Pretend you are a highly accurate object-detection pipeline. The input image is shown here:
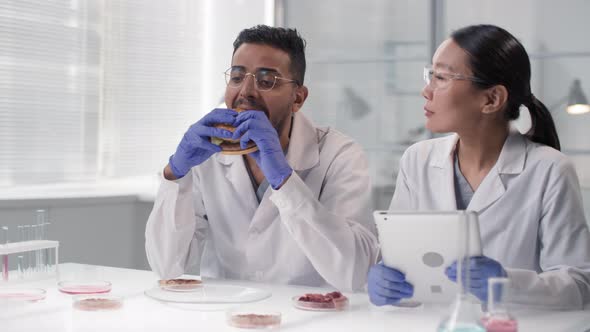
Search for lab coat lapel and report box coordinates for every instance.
[466,168,505,213]
[429,134,459,210]
[467,133,525,213]
[214,153,258,219]
[248,188,277,232]
[285,112,320,172]
[248,112,320,233]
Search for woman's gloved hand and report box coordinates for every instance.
[368,262,414,306]
[445,256,507,303]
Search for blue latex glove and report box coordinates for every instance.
[169,108,237,178]
[368,263,414,306]
[232,110,293,189]
[445,256,507,303]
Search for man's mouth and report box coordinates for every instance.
[233,102,268,117]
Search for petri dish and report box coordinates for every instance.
[226,309,281,329]
[158,278,203,292]
[72,294,124,311]
[58,280,112,295]
[0,288,46,302]
[292,291,349,311]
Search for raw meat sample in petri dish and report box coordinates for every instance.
[73,294,123,311]
[0,288,46,302]
[158,278,203,292]
[58,281,112,295]
[227,310,281,329]
[481,317,518,332]
[293,291,349,311]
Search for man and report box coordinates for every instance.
[145,25,378,291]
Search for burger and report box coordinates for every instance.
[210,108,259,155]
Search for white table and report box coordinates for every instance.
[1,263,589,331]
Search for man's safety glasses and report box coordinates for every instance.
[224,67,299,91]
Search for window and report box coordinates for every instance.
[0,0,101,186]
[100,0,202,177]
[0,0,203,187]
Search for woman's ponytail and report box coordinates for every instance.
[452,25,562,151]
[527,96,561,151]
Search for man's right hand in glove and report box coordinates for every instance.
[165,108,237,179]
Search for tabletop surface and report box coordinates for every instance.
[1,263,589,332]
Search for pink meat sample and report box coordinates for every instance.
[296,291,349,310]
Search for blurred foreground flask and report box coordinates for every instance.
[481,278,518,332]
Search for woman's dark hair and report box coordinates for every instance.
[451,24,560,151]
[233,25,306,85]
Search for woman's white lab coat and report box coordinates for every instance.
[390,133,590,309]
[145,112,379,292]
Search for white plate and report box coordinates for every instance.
[144,284,271,304]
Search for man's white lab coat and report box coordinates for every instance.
[145,112,379,291]
[390,133,590,309]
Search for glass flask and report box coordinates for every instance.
[437,211,486,332]
[481,278,518,332]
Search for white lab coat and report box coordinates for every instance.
[390,133,590,309]
[145,112,379,291]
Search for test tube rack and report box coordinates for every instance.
[0,240,59,282]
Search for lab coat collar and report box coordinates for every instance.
[213,112,320,171]
[495,133,526,175]
[430,134,460,169]
[467,133,526,212]
[285,112,320,171]
[429,132,526,175]
[428,132,526,213]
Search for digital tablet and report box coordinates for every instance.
[373,210,482,305]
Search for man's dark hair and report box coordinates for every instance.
[233,25,306,85]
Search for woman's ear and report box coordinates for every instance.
[482,85,508,114]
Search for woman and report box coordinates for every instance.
[368,24,590,309]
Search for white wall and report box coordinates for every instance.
[200,0,272,115]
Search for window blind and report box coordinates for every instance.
[0,0,101,186]
[100,0,203,177]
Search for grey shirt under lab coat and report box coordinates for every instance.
[390,132,590,309]
[145,111,379,292]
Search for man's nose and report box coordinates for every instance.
[239,74,258,97]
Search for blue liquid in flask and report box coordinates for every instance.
[438,324,486,332]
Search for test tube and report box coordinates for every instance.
[0,226,6,245]
[18,225,29,277]
[44,222,52,273]
[17,226,25,278]
[36,210,48,274]
[31,225,38,275]
[42,222,55,273]
[18,255,24,279]
[23,225,32,276]
[1,226,8,281]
